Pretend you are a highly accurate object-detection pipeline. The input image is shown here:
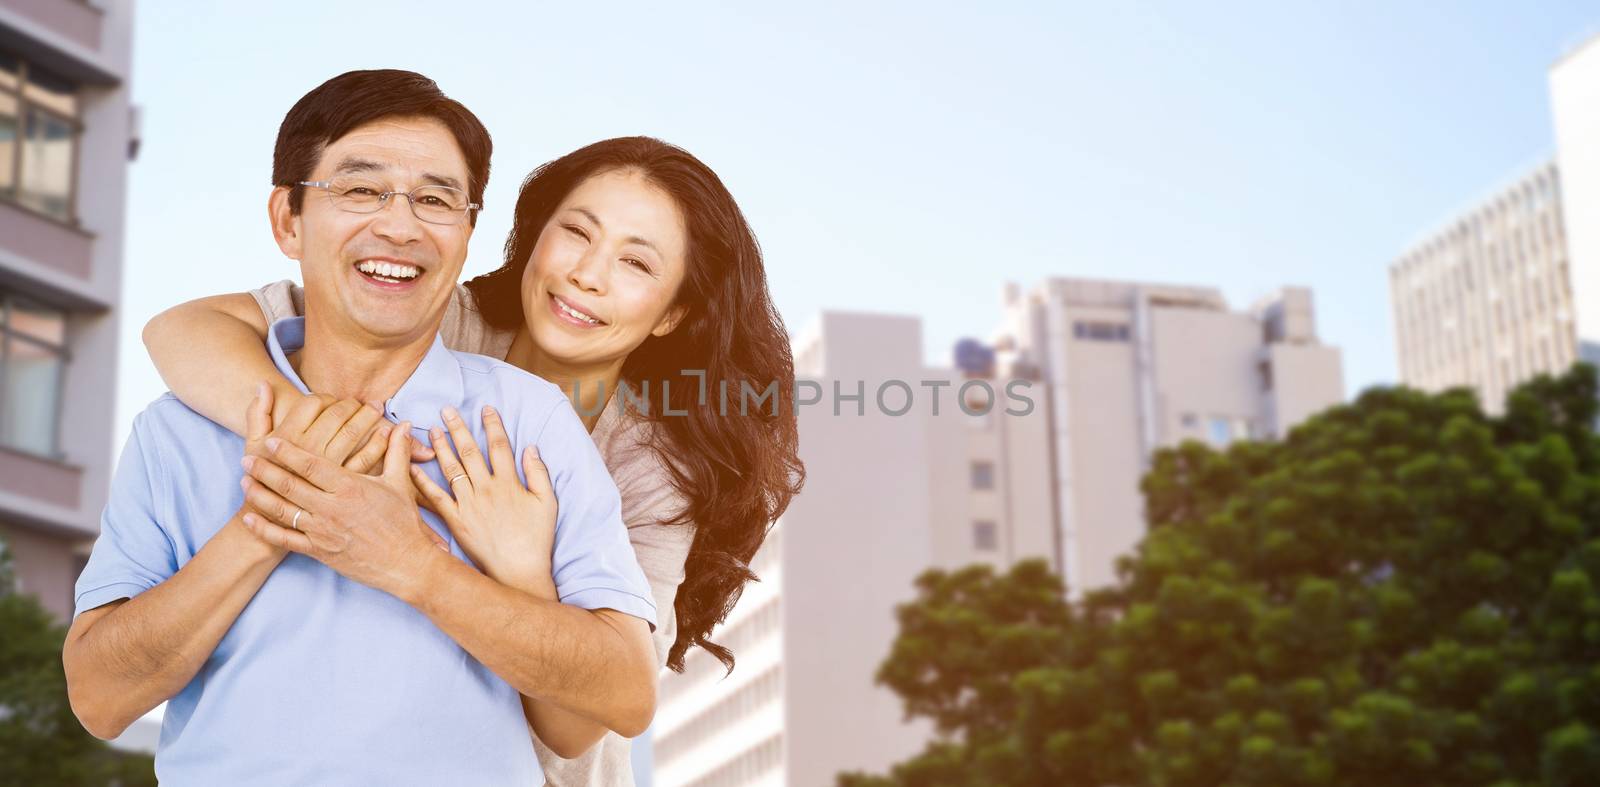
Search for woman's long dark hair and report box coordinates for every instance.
[465,137,803,673]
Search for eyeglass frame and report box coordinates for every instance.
[296,179,482,225]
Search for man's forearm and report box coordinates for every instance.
[400,549,657,738]
[64,515,283,739]
[492,563,619,757]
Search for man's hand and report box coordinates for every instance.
[239,420,449,598]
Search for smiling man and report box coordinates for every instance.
[61,70,658,785]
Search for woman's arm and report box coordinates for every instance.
[142,293,293,435]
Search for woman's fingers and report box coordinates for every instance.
[440,406,491,483]
[428,425,470,495]
[323,402,384,465]
[344,421,393,475]
[278,393,335,441]
[300,398,365,457]
[410,464,456,518]
[522,445,553,500]
[408,434,436,463]
[480,406,516,477]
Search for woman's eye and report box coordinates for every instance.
[624,258,651,273]
[564,224,590,240]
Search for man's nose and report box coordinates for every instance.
[369,193,426,244]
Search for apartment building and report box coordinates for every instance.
[1387,160,1576,413]
[0,0,135,619]
[652,311,1055,787]
[992,278,1345,597]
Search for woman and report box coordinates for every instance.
[143,136,804,784]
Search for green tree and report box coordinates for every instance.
[0,538,156,787]
[844,364,1600,787]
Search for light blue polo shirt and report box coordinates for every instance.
[74,317,655,786]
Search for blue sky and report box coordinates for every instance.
[115,1,1600,441]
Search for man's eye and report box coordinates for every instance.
[344,186,380,197]
[418,195,448,207]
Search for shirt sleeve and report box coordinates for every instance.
[73,415,179,618]
[531,400,658,630]
[248,279,305,324]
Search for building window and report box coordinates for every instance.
[0,50,81,222]
[1073,321,1130,342]
[970,460,994,490]
[0,292,68,457]
[973,520,998,551]
[1207,416,1233,448]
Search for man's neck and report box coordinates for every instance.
[291,313,437,404]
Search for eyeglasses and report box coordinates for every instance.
[297,178,481,226]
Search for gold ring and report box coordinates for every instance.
[291,508,304,531]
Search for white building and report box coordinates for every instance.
[1387,160,1577,413]
[994,278,1345,597]
[1550,35,1600,359]
[651,311,1054,787]
[651,279,1343,785]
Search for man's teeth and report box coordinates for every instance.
[356,260,420,280]
[557,298,600,325]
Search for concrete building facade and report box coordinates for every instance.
[1550,36,1600,358]
[993,278,1345,598]
[0,0,134,620]
[1387,160,1577,414]
[651,311,1055,787]
[650,281,1341,784]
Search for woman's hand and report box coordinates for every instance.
[411,405,557,596]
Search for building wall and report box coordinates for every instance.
[1550,37,1600,346]
[1388,160,1574,414]
[1000,278,1344,597]
[0,0,134,620]
[653,311,1055,786]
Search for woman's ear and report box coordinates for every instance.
[651,304,689,337]
[268,186,303,260]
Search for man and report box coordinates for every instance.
[62,70,658,785]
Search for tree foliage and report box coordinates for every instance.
[0,539,156,787]
[844,365,1600,786]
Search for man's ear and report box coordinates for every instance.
[268,186,303,260]
[651,304,688,338]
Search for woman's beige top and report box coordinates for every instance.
[251,280,695,786]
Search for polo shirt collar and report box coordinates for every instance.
[266,316,465,433]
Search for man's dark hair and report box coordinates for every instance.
[272,69,492,225]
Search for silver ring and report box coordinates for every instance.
[447,473,469,487]
[291,508,304,531]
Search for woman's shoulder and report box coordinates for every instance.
[595,392,696,532]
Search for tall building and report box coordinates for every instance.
[651,283,1341,784]
[0,0,135,620]
[652,311,1055,787]
[1550,35,1600,362]
[1387,160,1577,413]
[992,278,1345,597]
